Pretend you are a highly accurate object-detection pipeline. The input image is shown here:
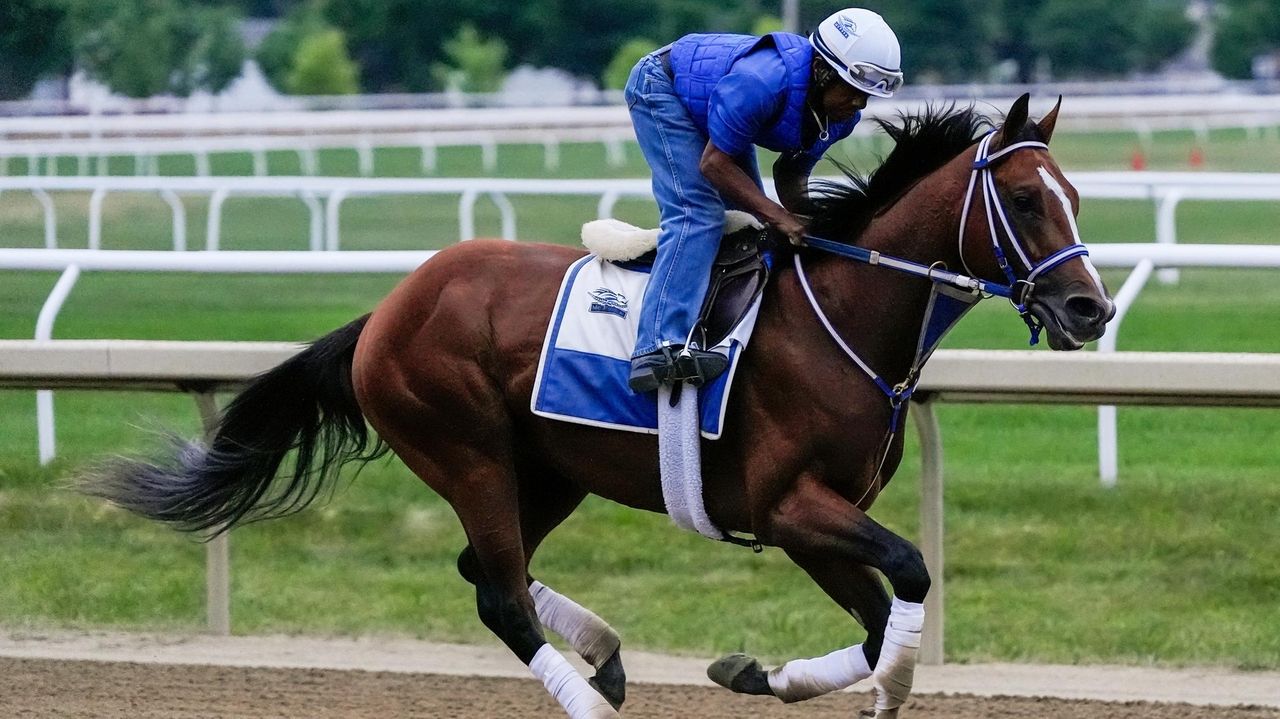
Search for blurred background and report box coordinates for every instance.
[2,0,1277,112]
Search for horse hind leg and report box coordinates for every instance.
[460,478,628,709]
[371,427,616,719]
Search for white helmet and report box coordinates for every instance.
[810,8,903,98]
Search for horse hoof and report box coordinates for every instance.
[589,649,626,710]
[707,653,774,696]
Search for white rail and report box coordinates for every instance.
[2,172,1279,257]
[3,339,1278,658]
[4,96,1280,140]
[3,242,1279,475]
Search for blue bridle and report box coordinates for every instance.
[801,130,1091,347]
[794,130,1092,439]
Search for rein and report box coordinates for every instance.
[792,131,1091,494]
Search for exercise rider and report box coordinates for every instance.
[624,8,905,392]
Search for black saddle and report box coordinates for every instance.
[625,225,775,350]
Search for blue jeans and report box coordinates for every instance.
[624,54,761,357]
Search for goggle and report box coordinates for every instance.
[846,62,904,95]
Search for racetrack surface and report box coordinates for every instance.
[5,631,1280,718]
[6,656,1280,719]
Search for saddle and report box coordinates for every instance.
[580,211,774,348]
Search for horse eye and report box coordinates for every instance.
[1012,194,1036,213]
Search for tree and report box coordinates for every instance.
[286,29,360,95]
[1135,0,1196,72]
[431,24,508,93]
[0,0,73,100]
[257,1,330,91]
[1212,0,1280,79]
[603,38,659,90]
[1029,0,1140,78]
[72,0,245,98]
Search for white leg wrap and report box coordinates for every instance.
[766,643,872,703]
[530,581,620,669]
[528,644,617,719]
[872,597,925,714]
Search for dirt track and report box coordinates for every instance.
[5,656,1279,719]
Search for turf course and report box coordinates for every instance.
[1,125,1278,669]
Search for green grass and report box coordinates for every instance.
[1,130,1279,669]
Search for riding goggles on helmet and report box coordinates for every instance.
[845,61,904,96]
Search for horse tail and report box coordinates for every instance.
[80,314,386,537]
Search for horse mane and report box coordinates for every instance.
[804,105,1000,242]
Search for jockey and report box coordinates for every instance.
[625,8,903,393]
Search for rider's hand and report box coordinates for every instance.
[772,213,809,246]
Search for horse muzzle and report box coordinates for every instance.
[1028,284,1115,351]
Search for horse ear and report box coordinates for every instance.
[998,93,1032,148]
[1037,95,1063,144]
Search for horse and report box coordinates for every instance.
[83,95,1114,718]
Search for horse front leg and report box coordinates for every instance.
[764,477,929,718]
[707,559,887,702]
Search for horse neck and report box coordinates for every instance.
[798,153,973,384]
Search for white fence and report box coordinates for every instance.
[3,172,1279,257]
[5,95,1280,179]
[3,244,1280,480]
[3,339,1278,663]
[6,96,1280,141]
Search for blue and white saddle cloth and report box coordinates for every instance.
[531,252,761,439]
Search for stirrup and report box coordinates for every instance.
[628,346,678,393]
[670,348,729,388]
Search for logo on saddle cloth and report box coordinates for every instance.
[588,287,629,318]
[834,15,859,38]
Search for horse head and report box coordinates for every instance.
[958,94,1116,350]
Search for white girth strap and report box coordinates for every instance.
[657,385,725,540]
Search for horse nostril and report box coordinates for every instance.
[1066,296,1105,324]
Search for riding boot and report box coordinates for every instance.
[628,346,729,393]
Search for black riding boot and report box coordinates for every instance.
[628,346,729,393]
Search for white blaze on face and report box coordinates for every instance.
[1037,165,1106,293]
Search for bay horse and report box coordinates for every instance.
[84,95,1113,718]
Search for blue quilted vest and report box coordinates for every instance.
[670,32,827,154]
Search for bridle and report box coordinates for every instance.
[791,128,1093,469]
[958,131,1090,344]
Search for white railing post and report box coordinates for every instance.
[542,136,560,171]
[597,190,621,220]
[357,138,374,177]
[1097,259,1155,487]
[459,188,478,241]
[252,147,268,177]
[418,136,437,174]
[31,188,56,249]
[325,189,348,251]
[205,188,230,251]
[88,187,107,250]
[488,191,517,240]
[1155,189,1183,285]
[300,192,324,251]
[481,137,498,172]
[912,399,945,665]
[192,390,231,635]
[160,189,187,251]
[34,264,82,465]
